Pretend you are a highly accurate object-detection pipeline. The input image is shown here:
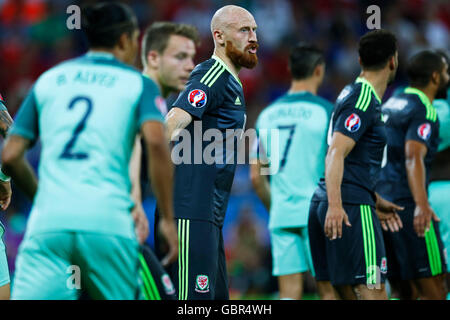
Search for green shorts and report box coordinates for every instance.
[0,224,10,287]
[270,227,314,276]
[11,231,140,300]
[429,181,450,272]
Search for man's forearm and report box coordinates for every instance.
[406,156,428,206]
[166,107,192,143]
[0,110,13,139]
[325,149,344,208]
[148,142,174,220]
[129,135,143,204]
[250,163,271,211]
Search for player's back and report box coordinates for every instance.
[313,78,386,206]
[378,88,440,201]
[15,52,162,239]
[256,91,332,228]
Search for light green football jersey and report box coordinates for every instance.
[10,51,164,239]
[433,90,450,151]
[254,91,333,229]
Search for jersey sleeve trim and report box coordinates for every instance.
[199,60,225,87]
[404,87,437,122]
[355,77,381,104]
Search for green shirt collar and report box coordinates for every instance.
[211,54,242,87]
[355,77,382,104]
[86,51,115,59]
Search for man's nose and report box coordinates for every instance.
[249,29,257,43]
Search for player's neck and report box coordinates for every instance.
[90,48,123,63]
[142,67,171,99]
[289,79,318,95]
[409,85,436,104]
[213,49,241,79]
[358,70,388,101]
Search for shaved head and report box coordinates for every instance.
[210,5,258,70]
[211,5,254,35]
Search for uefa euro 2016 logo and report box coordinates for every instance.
[188,89,207,108]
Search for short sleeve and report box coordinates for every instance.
[405,110,437,149]
[333,97,376,143]
[172,71,220,119]
[137,76,165,128]
[9,87,39,142]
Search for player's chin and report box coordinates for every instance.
[241,55,258,69]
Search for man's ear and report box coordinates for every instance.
[213,30,225,46]
[431,71,440,86]
[146,50,160,69]
[314,63,324,77]
[117,32,129,51]
[388,55,395,71]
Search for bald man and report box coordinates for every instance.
[154,5,258,300]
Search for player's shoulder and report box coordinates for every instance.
[336,79,379,112]
[190,57,240,90]
[402,88,438,122]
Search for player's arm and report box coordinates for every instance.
[0,101,14,210]
[138,76,177,266]
[250,160,270,211]
[405,140,439,237]
[0,109,13,139]
[165,107,192,142]
[1,89,39,202]
[129,134,148,244]
[1,136,37,200]
[374,192,404,232]
[141,121,177,266]
[324,131,354,240]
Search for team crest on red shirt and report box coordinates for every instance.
[417,123,431,140]
[188,89,207,108]
[344,113,361,132]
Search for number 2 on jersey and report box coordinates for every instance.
[277,125,296,172]
[59,96,93,160]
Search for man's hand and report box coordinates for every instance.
[0,180,11,210]
[413,203,440,237]
[324,205,352,240]
[158,217,178,267]
[375,196,404,232]
[131,202,149,245]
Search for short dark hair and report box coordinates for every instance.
[358,29,397,70]
[407,50,446,87]
[141,22,200,67]
[81,2,138,49]
[289,42,324,80]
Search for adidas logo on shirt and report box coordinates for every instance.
[235,96,241,105]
